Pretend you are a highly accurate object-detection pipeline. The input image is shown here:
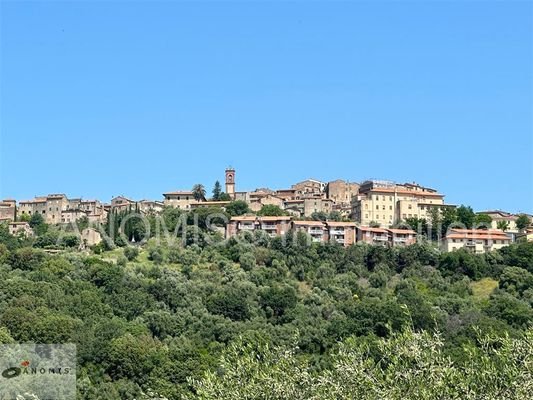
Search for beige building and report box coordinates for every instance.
[292,220,328,243]
[249,194,285,213]
[352,180,454,227]
[18,194,105,224]
[283,198,334,217]
[80,227,103,248]
[442,228,511,253]
[516,229,533,243]
[326,180,359,205]
[477,210,521,233]
[227,216,292,238]
[8,221,33,237]
[139,200,165,214]
[0,199,16,222]
[18,194,68,224]
[162,191,199,210]
[355,226,417,247]
[291,179,326,197]
[61,209,87,223]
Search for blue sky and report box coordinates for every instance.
[1,1,532,213]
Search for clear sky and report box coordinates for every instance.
[1,1,532,213]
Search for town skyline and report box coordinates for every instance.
[1,170,531,215]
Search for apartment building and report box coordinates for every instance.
[227,216,292,237]
[356,226,390,246]
[517,229,533,243]
[0,199,16,222]
[292,220,356,246]
[386,228,417,247]
[352,180,454,227]
[8,222,33,237]
[355,226,417,247]
[292,220,328,243]
[326,180,359,205]
[326,221,356,246]
[283,198,334,217]
[442,228,511,253]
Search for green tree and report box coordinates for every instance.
[29,212,48,235]
[192,184,207,201]
[497,220,509,231]
[456,205,475,228]
[212,181,222,201]
[258,205,287,216]
[226,200,250,216]
[515,214,530,231]
[475,213,492,228]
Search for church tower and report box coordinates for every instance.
[225,167,235,199]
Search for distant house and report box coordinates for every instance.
[8,222,33,237]
[162,191,199,210]
[80,228,103,248]
[0,199,16,222]
[442,228,511,253]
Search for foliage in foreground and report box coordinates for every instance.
[189,327,533,400]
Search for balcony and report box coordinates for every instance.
[334,238,345,244]
[262,224,277,230]
[239,224,255,230]
[330,229,345,235]
[393,237,407,242]
[465,242,476,247]
[309,229,324,235]
[373,236,388,242]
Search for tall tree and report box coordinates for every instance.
[192,184,206,201]
[212,181,222,201]
[515,214,531,231]
[456,205,475,228]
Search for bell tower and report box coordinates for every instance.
[225,167,235,199]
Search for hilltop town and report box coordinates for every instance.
[1,168,532,253]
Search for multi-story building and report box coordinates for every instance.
[0,199,16,222]
[162,191,199,210]
[477,210,520,232]
[18,194,68,224]
[292,220,356,246]
[352,180,454,227]
[226,216,292,238]
[291,179,326,197]
[356,226,417,247]
[356,226,390,246]
[326,221,356,246]
[292,220,328,242]
[386,228,417,247]
[8,221,33,237]
[326,180,359,205]
[61,209,88,224]
[18,194,106,224]
[249,194,285,213]
[283,198,334,217]
[442,228,511,253]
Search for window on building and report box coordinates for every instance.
[376,205,379,210]
[389,206,392,210]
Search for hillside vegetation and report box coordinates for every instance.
[0,215,532,399]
